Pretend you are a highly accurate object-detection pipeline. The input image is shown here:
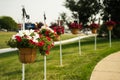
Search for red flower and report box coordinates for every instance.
[45,30,50,36]
[45,50,49,55]
[15,36,22,42]
[47,45,51,50]
[105,20,116,26]
[69,22,82,29]
[89,23,99,29]
[46,36,51,41]
[37,41,44,47]
[29,40,36,45]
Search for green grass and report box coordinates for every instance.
[60,33,79,40]
[0,31,16,49]
[0,37,120,80]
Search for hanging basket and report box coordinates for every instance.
[91,28,97,34]
[19,48,37,64]
[107,26,113,31]
[71,29,79,34]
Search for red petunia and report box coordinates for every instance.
[15,36,22,42]
[29,40,36,45]
[47,45,51,50]
[45,30,50,36]
[37,41,44,47]
[46,36,51,41]
[45,50,49,55]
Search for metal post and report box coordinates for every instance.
[79,36,81,55]
[44,56,46,80]
[22,64,25,80]
[22,6,25,80]
[109,30,111,47]
[22,18,25,30]
[60,36,63,66]
[95,34,97,50]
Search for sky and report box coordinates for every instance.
[0,0,71,25]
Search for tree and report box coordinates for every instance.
[0,16,18,31]
[102,0,120,38]
[64,0,102,26]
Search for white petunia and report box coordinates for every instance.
[34,32,39,39]
[12,35,16,39]
[33,38,38,43]
[29,29,34,34]
[41,26,54,33]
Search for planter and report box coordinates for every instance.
[91,28,97,34]
[71,29,79,34]
[107,26,113,31]
[19,48,36,64]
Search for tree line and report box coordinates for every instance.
[0,16,18,31]
[63,0,120,38]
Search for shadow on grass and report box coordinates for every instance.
[0,51,18,59]
[2,69,21,76]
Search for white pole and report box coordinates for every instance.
[60,36,63,66]
[95,34,97,50]
[22,64,25,80]
[58,17,63,66]
[79,36,81,55]
[77,13,81,55]
[22,18,25,30]
[44,55,46,80]
[109,30,112,47]
[22,18,25,79]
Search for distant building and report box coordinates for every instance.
[17,23,36,30]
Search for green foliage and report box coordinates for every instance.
[113,24,120,38]
[64,0,102,26]
[102,0,120,38]
[0,16,18,31]
[103,0,120,21]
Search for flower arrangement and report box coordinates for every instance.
[7,29,39,48]
[89,23,99,29]
[7,26,56,55]
[49,23,64,35]
[38,26,56,39]
[36,26,56,55]
[105,20,116,26]
[68,21,82,29]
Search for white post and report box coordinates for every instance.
[22,6,25,80]
[58,17,63,66]
[94,34,97,50]
[44,55,46,80]
[59,37,63,66]
[79,36,81,55]
[78,13,81,55]
[22,17,25,30]
[22,64,25,80]
[109,30,112,47]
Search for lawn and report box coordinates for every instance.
[0,31,16,49]
[0,36,120,80]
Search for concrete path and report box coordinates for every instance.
[90,51,120,80]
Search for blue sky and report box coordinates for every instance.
[0,0,71,24]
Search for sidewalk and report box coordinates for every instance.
[90,51,120,80]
